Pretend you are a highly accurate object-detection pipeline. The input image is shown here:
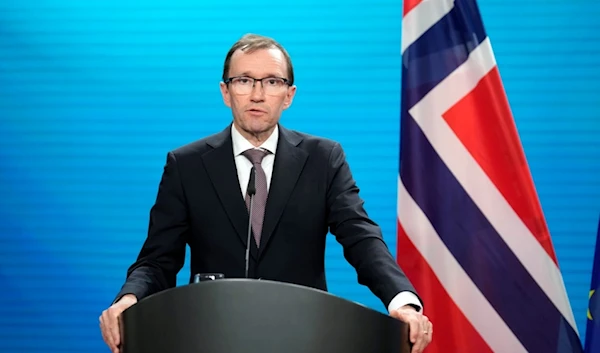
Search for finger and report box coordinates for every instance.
[99,321,109,346]
[105,314,121,353]
[410,318,431,353]
[114,315,122,348]
[112,322,121,348]
[411,330,426,353]
[427,321,434,344]
[414,321,433,353]
[100,315,116,350]
[108,310,121,348]
[106,321,119,353]
[408,318,420,344]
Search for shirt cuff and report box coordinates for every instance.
[387,291,423,313]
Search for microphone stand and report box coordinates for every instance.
[245,166,256,279]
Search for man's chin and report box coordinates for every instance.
[245,121,271,132]
[235,122,271,136]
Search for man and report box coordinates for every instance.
[99,33,432,353]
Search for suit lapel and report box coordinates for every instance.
[258,126,308,258]
[201,126,258,261]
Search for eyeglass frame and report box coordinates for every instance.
[223,75,292,95]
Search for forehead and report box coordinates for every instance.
[229,48,288,78]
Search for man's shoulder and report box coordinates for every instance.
[170,138,210,157]
[282,126,341,154]
[168,127,229,158]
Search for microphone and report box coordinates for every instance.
[245,166,256,278]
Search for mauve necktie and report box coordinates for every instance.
[243,148,270,247]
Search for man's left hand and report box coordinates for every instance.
[390,305,432,353]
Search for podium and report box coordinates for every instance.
[120,279,411,353]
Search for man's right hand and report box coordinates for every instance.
[99,294,138,353]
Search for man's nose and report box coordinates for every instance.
[250,81,266,101]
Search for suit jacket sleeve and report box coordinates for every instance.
[113,151,188,303]
[325,142,420,309]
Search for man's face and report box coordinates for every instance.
[220,48,296,139]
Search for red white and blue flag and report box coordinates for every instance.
[395,0,583,352]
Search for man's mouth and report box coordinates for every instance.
[247,108,267,113]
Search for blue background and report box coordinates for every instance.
[0,0,598,351]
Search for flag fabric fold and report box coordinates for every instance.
[585,217,600,353]
[396,0,583,351]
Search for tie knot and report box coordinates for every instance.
[242,148,269,164]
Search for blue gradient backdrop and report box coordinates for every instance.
[0,0,598,351]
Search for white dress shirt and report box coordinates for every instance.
[230,123,423,313]
[232,123,278,198]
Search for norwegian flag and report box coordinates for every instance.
[395,0,583,352]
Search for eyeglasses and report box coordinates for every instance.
[224,76,290,95]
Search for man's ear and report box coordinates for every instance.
[220,81,231,107]
[283,85,297,109]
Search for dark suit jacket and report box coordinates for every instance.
[115,124,418,309]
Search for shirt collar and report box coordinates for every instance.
[231,122,279,156]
